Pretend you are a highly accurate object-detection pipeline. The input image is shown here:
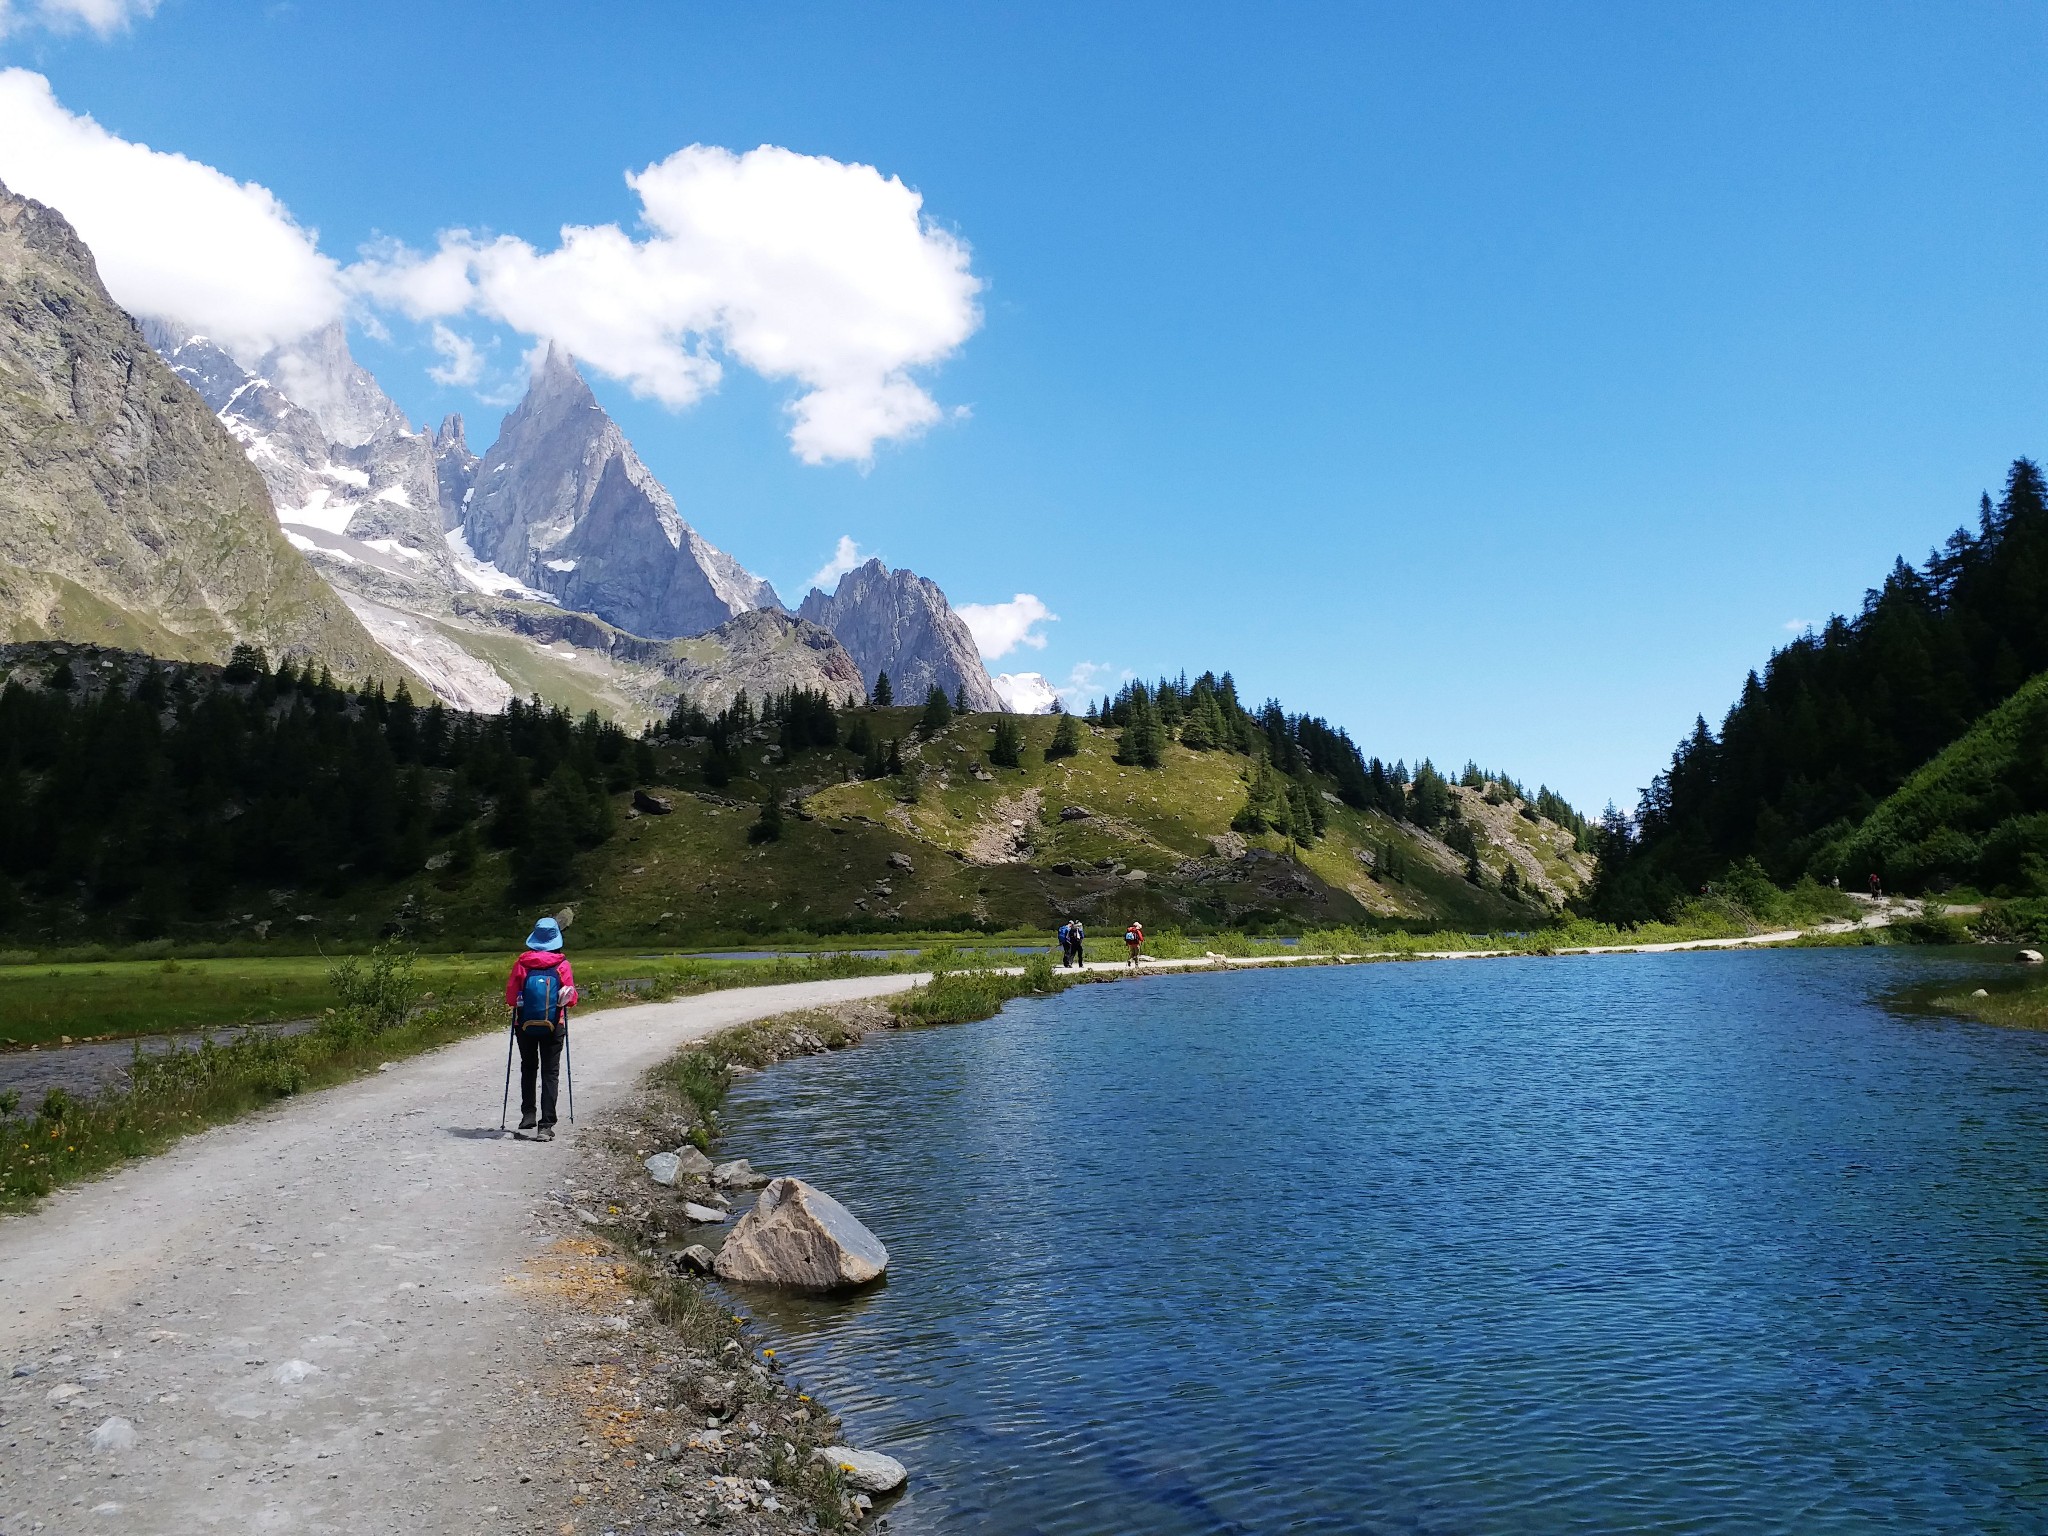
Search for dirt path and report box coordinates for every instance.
[0,973,919,1535]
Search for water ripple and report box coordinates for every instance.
[726,949,2048,1534]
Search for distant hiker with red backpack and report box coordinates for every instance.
[505,916,577,1141]
[1124,920,1144,969]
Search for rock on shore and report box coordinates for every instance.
[814,1445,907,1493]
[645,1146,716,1186]
[712,1177,888,1291]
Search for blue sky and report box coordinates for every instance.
[2,2,2041,813]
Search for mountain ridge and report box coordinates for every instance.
[0,178,410,689]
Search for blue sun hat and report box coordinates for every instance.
[524,916,564,952]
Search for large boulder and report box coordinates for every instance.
[813,1445,906,1494]
[712,1177,888,1291]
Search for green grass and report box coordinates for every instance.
[0,954,504,1047]
[1927,973,2048,1030]
[0,946,916,1210]
[0,948,923,1048]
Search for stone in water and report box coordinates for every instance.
[713,1177,888,1291]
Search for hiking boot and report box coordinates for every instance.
[535,1124,555,1142]
[517,1115,536,1131]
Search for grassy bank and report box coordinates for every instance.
[1929,975,2048,1030]
[0,946,916,1210]
[0,947,929,1049]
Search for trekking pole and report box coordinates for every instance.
[499,1015,515,1130]
[563,1025,575,1124]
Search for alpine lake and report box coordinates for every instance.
[722,949,2047,1535]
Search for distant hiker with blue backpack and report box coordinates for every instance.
[504,916,577,1141]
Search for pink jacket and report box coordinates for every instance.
[506,951,578,1014]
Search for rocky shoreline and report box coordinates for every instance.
[527,998,915,1533]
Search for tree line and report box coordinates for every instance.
[0,646,648,938]
[1591,458,2048,919]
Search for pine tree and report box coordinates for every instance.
[1045,711,1082,761]
[491,761,532,847]
[862,734,889,780]
[872,671,894,707]
[989,715,1024,768]
[1114,689,1166,768]
[954,684,969,712]
[919,685,953,737]
[886,738,905,776]
[748,790,785,844]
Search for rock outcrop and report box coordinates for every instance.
[144,320,456,595]
[664,610,867,713]
[797,558,1000,710]
[462,344,780,637]
[0,179,405,686]
[711,1177,889,1290]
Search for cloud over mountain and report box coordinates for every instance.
[350,144,983,465]
[958,593,1056,659]
[0,69,345,357]
[0,75,981,465]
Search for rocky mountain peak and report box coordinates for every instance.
[256,321,411,447]
[460,348,779,638]
[797,558,1000,711]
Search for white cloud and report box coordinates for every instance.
[426,323,485,387]
[0,74,980,463]
[0,69,345,357]
[957,593,1056,659]
[1782,619,1815,634]
[0,0,156,37]
[1059,660,1134,709]
[805,535,866,596]
[348,143,982,464]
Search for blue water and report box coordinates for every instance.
[721,950,2048,1534]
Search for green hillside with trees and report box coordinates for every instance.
[0,644,1592,949]
[1592,458,2048,920]
[1820,667,2048,897]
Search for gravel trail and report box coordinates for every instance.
[0,973,919,1535]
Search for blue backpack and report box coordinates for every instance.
[517,966,563,1032]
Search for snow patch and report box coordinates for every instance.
[363,538,428,564]
[993,672,1059,714]
[374,484,414,507]
[280,487,354,535]
[443,528,550,601]
[543,558,577,572]
[340,594,515,713]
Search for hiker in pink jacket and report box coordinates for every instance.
[506,916,578,1139]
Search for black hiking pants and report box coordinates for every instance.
[517,1024,564,1127]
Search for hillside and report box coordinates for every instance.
[549,712,1591,944]
[1593,458,2048,919]
[0,181,408,690]
[0,648,1590,947]
[1818,668,2048,897]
